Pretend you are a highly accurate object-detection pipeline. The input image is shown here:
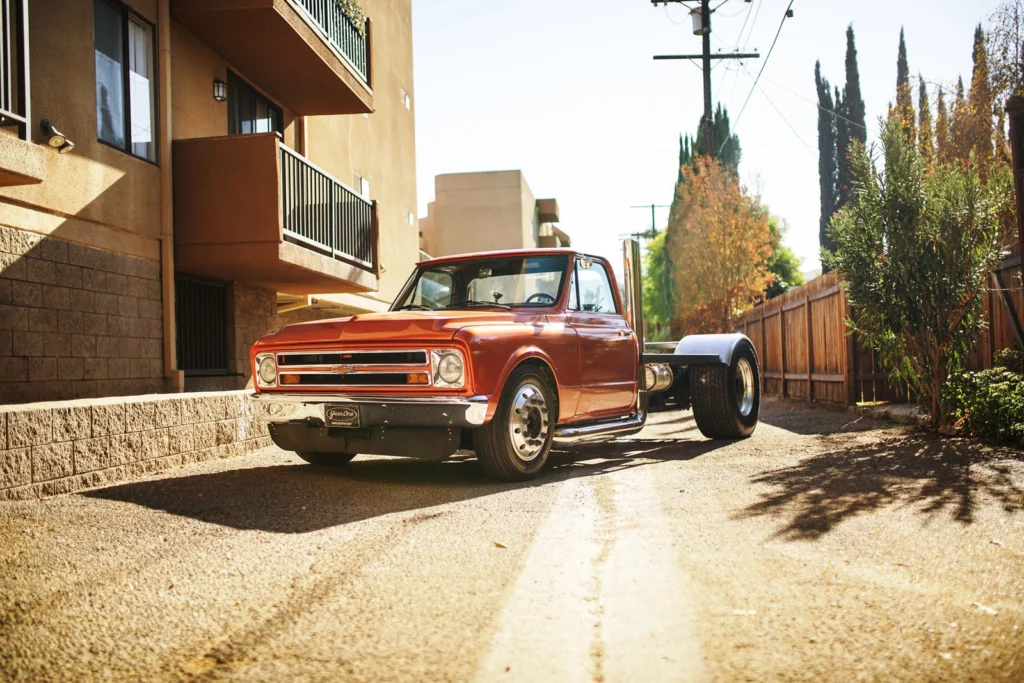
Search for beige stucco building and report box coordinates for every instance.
[419,170,570,258]
[0,0,418,405]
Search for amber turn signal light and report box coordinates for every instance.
[280,374,301,385]
[406,373,429,385]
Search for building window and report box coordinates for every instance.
[175,275,230,375]
[227,70,283,136]
[401,89,411,110]
[407,210,415,226]
[94,0,157,162]
[353,173,370,200]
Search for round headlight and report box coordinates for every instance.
[437,353,463,384]
[258,355,277,385]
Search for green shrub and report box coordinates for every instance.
[941,366,1024,445]
[993,347,1024,374]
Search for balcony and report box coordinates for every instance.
[173,133,378,295]
[171,0,373,115]
[0,0,43,187]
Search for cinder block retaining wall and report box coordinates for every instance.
[0,391,271,501]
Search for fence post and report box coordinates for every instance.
[760,305,767,396]
[842,289,856,407]
[805,293,813,402]
[779,302,787,398]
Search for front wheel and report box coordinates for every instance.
[473,364,557,481]
[690,340,760,439]
[296,452,358,466]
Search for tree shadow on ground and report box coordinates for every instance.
[757,397,884,436]
[739,431,1024,540]
[84,424,722,534]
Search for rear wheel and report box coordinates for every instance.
[691,340,759,439]
[296,452,357,466]
[474,365,556,481]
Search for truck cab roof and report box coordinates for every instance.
[416,248,596,267]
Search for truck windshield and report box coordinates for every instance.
[393,255,569,310]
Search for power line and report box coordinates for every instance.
[723,0,795,154]
[753,69,868,132]
[736,68,815,154]
[739,0,763,51]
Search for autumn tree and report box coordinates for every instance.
[665,158,774,336]
[988,0,1024,104]
[968,25,996,177]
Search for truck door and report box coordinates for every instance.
[567,257,638,418]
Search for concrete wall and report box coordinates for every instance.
[423,171,548,258]
[0,391,270,500]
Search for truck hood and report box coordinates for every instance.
[259,310,523,347]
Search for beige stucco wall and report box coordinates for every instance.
[425,171,544,258]
[302,0,418,303]
[0,0,163,262]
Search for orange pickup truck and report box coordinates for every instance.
[248,240,760,480]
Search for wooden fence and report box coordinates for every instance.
[737,257,1024,407]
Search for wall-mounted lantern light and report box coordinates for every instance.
[213,79,227,102]
[40,119,74,155]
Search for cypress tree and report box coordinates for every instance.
[950,76,970,162]
[895,28,916,146]
[918,77,935,170]
[677,104,741,175]
[843,25,866,144]
[816,61,839,262]
[936,88,950,164]
[835,86,851,209]
[968,24,994,176]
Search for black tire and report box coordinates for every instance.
[691,340,760,439]
[296,452,358,466]
[473,364,557,481]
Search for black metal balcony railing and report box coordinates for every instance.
[280,143,376,272]
[293,0,370,83]
[0,0,29,140]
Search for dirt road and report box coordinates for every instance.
[1,399,1022,681]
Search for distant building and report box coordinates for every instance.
[419,170,570,258]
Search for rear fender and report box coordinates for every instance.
[673,333,757,366]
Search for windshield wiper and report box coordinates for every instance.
[394,304,433,311]
[446,300,512,310]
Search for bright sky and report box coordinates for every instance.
[413,0,1001,275]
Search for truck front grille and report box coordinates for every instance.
[277,350,428,367]
[281,372,430,387]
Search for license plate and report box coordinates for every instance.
[325,405,360,428]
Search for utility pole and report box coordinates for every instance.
[628,204,672,239]
[652,0,758,159]
[700,0,713,156]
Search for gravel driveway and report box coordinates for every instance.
[1,398,1022,681]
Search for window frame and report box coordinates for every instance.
[226,69,284,137]
[93,0,159,165]
[571,257,620,316]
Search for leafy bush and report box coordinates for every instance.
[993,347,1024,374]
[941,365,1024,444]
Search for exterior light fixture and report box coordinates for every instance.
[213,79,227,102]
[40,119,75,155]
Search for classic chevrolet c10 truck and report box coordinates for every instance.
[248,240,760,481]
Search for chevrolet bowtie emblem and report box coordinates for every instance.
[331,365,355,374]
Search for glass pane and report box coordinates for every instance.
[128,17,155,161]
[94,0,125,148]
[412,271,452,309]
[227,71,281,137]
[568,268,580,310]
[577,262,617,314]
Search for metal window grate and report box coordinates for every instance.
[176,275,229,375]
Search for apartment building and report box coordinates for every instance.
[419,170,570,258]
[0,0,418,403]
[0,0,417,498]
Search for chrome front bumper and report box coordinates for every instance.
[248,393,490,429]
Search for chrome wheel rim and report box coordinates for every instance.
[735,358,755,417]
[509,382,549,462]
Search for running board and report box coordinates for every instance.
[553,413,646,445]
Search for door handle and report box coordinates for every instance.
[618,329,631,337]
